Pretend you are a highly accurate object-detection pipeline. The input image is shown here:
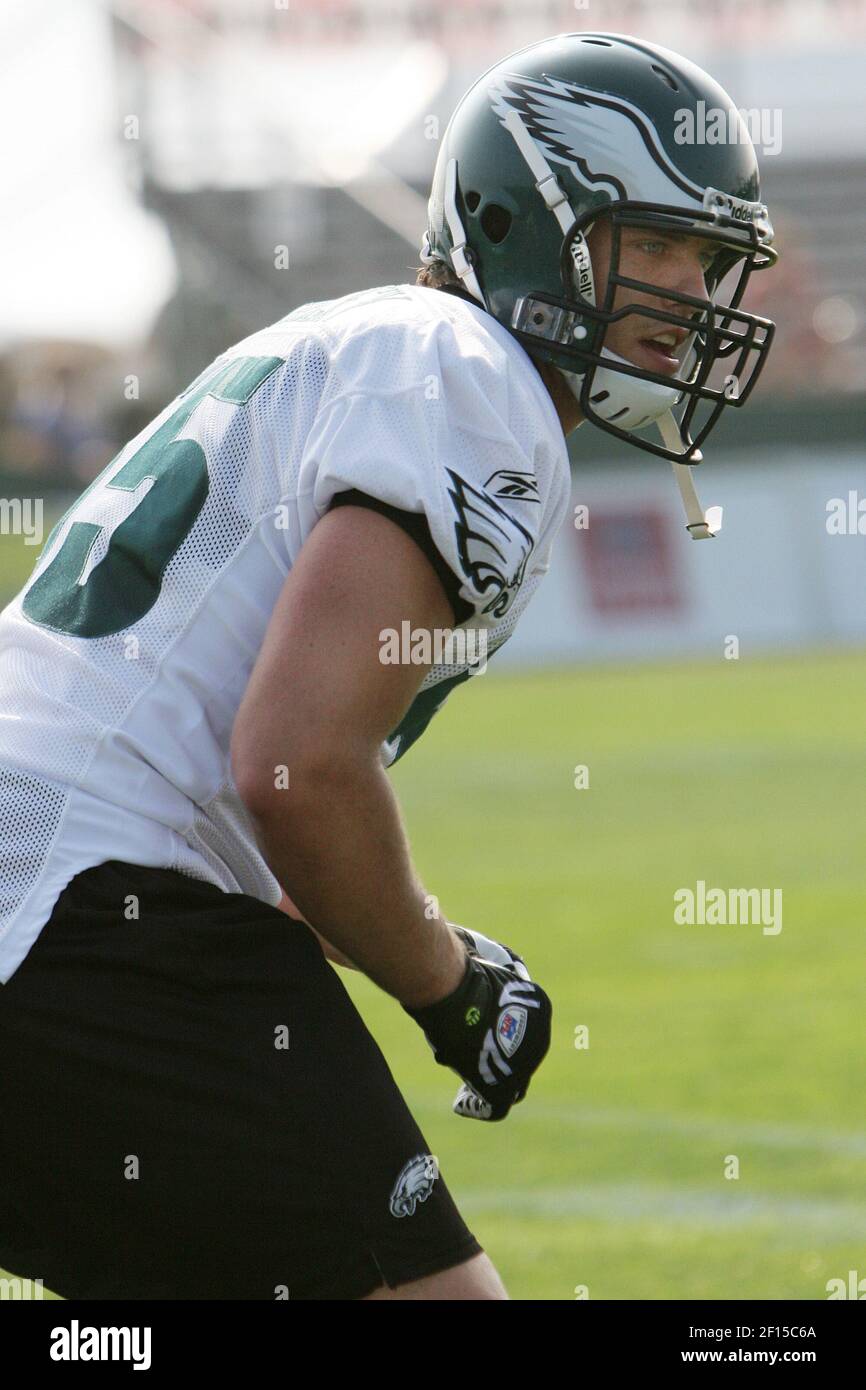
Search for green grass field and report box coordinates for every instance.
[367,649,866,1300]
[1,528,864,1299]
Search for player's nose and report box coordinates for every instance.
[662,248,710,307]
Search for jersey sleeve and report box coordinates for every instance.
[298,315,547,628]
[327,489,476,626]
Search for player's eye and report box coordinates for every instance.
[637,238,667,256]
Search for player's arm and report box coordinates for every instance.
[230,503,466,1008]
[274,886,358,970]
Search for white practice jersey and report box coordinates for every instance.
[0,283,571,982]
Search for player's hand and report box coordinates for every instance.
[448,923,532,980]
[403,929,552,1122]
[444,924,538,1119]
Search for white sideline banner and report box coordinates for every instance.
[493,447,866,667]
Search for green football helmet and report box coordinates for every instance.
[422,31,778,537]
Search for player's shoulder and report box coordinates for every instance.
[329,281,520,365]
[234,283,542,395]
[308,283,557,426]
[280,281,485,351]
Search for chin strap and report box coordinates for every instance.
[657,411,723,540]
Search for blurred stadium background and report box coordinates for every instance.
[2,0,865,1301]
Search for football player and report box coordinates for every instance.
[0,33,776,1301]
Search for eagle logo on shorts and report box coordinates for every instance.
[389,1153,439,1218]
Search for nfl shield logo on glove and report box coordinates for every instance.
[497,1006,528,1057]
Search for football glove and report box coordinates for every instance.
[448,924,541,1118]
[403,926,552,1122]
[449,924,532,982]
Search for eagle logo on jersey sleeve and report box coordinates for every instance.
[445,468,534,620]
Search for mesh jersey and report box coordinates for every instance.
[0,282,570,983]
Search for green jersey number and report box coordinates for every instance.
[23,355,283,638]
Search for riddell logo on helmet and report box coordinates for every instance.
[703,188,773,238]
[569,231,594,300]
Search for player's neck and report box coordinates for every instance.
[533,359,585,437]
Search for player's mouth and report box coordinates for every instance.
[631,328,688,376]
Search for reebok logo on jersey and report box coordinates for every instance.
[389,1153,439,1218]
[484,469,541,502]
[446,468,533,619]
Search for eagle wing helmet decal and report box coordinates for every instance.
[489,71,706,211]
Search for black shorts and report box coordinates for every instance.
[0,860,483,1299]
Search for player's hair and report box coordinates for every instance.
[414,259,462,290]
